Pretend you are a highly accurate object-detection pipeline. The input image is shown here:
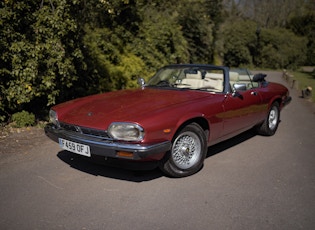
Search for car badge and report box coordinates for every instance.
[75,126,82,133]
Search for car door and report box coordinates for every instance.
[220,79,264,137]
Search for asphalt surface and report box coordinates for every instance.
[1,72,315,230]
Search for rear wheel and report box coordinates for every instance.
[257,102,280,136]
[159,123,207,177]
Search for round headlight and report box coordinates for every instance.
[49,110,59,127]
[108,122,144,141]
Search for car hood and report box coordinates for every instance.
[54,88,211,129]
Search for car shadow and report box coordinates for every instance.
[206,128,257,158]
[57,129,257,182]
[57,150,163,182]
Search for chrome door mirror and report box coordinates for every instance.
[233,83,247,91]
[137,78,145,88]
[232,83,247,98]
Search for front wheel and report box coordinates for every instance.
[257,102,280,136]
[159,123,207,177]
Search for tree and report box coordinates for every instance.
[83,26,149,91]
[217,18,307,68]
[0,0,38,120]
[0,0,85,121]
[218,19,257,67]
[288,13,315,65]
[177,0,218,64]
[1,0,311,124]
[260,28,307,69]
[130,2,189,69]
[222,0,309,28]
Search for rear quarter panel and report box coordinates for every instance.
[257,82,289,110]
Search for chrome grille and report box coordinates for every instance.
[60,122,110,139]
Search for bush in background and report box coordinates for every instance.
[11,111,35,128]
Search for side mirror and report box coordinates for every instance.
[232,83,246,99]
[137,78,145,88]
[233,83,247,91]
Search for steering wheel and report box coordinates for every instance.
[157,80,172,87]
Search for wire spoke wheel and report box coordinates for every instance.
[172,131,201,169]
[159,123,207,177]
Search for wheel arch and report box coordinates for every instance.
[159,117,209,177]
[268,96,282,109]
[173,116,210,142]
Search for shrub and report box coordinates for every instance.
[260,28,307,69]
[12,111,35,128]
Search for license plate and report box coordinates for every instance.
[59,138,91,157]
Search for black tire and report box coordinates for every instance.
[257,102,280,136]
[159,123,207,178]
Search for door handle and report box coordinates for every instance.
[251,91,258,96]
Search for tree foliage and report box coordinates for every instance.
[288,13,315,65]
[219,0,311,68]
[0,0,83,120]
[260,28,307,69]
[217,18,308,69]
[218,19,257,67]
[0,0,313,123]
[222,0,308,28]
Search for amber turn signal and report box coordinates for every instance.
[163,129,171,134]
[117,151,134,158]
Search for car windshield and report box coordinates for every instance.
[146,66,225,93]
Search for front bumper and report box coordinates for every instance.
[44,124,171,161]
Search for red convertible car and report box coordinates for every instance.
[45,64,291,177]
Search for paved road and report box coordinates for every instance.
[1,72,315,230]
